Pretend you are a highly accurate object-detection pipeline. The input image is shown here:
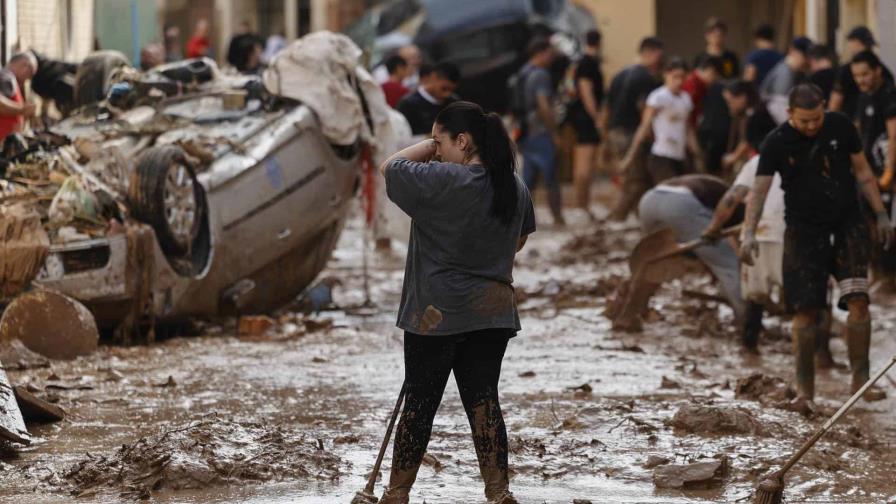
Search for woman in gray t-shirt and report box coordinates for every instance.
[377,101,535,504]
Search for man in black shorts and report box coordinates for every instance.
[740,84,893,406]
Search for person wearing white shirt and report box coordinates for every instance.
[620,58,701,187]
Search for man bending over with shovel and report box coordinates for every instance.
[609,173,745,331]
[740,83,893,408]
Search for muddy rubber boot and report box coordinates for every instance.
[845,320,887,402]
[791,325,816,402]
[481,464,516,504]
[814,328,842,370]
[547,188,566,227]
[378,467,418,504]
[741,301,763,353]
[487,491,520,504]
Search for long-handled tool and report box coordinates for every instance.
[754,354,896,504]
[628,224,742,278]
[610,225,741,324]
[351,383,407,504]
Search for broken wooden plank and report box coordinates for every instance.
[0,362,31,445]
[14,385,66,423]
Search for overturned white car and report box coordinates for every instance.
[23,32,409,339]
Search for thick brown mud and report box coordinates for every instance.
[2,197,896,503]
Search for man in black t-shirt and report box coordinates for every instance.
[830,26,894,120]
[719,79,776,172]
[605,37,663,221]
[740,84,893,406]
[852,51,896,178]
[692,17,739,79]
[851,50,896,293]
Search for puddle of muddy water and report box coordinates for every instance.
[3,203,896,503]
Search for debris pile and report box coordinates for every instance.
[61,414,345,499]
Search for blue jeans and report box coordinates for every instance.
[638,187,745,320]
[521,132,557,192]
[521,132,564,221]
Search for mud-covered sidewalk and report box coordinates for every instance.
[2,197,896,503]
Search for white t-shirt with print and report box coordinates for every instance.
[734,154,786,243]
[646,86,693,161]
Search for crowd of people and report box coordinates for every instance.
[379,18,896,422]
[140,18,286,75]
[587,19,896,414]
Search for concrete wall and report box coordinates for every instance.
[574,0,655,80]
[95,0,157,64]
[876,0,896,72]
[17,0,95,61]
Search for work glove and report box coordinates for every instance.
[738,232,759,266]
[880,168,894,191]
[876,211,894,250]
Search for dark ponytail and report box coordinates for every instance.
[435,101,519,226]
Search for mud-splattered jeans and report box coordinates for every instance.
[389,328,513,499]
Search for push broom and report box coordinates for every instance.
[753,354,896,503]
[351,383,407,504]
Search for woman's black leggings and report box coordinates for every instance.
[389,328,512,498]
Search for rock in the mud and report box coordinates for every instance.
[643,455,671,469]
[669,404,763,435]
[0,290,98,360]
[653,458,728,489]
[61,414,345,498]
[660,376,681,389]
[735,373,796,404]
[13,386,65,423]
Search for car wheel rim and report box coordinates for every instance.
[163,161,197,246]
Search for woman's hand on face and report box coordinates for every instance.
[423,138,438,161]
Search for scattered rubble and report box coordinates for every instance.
[61,414,345,499]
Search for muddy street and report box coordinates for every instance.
[2,197,896,503]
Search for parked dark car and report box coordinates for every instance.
[345,0,595,112]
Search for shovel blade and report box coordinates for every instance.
[628,227,679,276]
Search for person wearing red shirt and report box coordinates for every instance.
[0,52,37,143]
[682,56,722,127]
[380,54,411,108]
[186,19,211,59]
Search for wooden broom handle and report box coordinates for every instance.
[780,355,896,476]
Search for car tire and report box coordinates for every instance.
[74,50,129,108]
[128,146,205,257]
